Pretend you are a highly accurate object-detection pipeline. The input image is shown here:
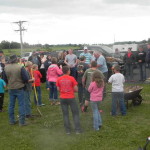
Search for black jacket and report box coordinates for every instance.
[28,55,41,69]
[123,53,135,64]
[145,49,150,63]
[44,59,51,72]
[136,51,146,63]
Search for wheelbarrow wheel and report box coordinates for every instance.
[132,95,143,106]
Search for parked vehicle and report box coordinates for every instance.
[21,52,33,61]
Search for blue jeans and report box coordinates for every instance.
[139,63,146,80]
[24,90,31,115]
[45,80,49,89]
[33,86,42,105]
[49,82,58,100]
[60,98,81,133]
[8,89,25,125]
[112,92,126,116]
[90,101,102,130]
[70,67,77,80]
[125,64,134,81]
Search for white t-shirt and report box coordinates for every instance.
[108,73,125,92]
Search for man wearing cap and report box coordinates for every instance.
[4,55,29,126]
[113,48,122,61]
[79,46,92,66]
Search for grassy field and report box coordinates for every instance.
[0,83,149,150]
[2,45,81,56]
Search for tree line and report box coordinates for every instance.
[0,40,83,50]
[1,39,150,50]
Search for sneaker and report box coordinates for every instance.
[94,128,100,131]
[26,115,35,118]
[76,131,82,135]
[122,114,126,116]
[50,102,55,106]
[66,132,71,135]
[55,102,60,105]
[38,104,45,106]
[9,120,18,125]
[19,123,28,126]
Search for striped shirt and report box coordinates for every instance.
[79,52,92,64]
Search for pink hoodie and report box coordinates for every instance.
[88,81,104,101]
[47,64,63,82]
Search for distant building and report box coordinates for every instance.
[113,44,138,52]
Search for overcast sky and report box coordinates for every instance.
[0,0,150,45]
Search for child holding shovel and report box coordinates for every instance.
[32,64,45,106]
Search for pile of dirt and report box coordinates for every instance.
[144,78,150,83]
[124,86,143,93]
[106,57,117,62]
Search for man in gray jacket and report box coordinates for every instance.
[5,55,29,126]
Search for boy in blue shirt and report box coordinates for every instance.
[0,73,6,112]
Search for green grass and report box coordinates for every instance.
[2,45,81,56]
[0,83,149,150]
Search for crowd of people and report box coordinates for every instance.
[0,43,150,134]
[114,44,150,82]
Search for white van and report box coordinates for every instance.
[22,52,33,61]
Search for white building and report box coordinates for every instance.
[113,44,138,52]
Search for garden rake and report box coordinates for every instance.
[31,69,43,117]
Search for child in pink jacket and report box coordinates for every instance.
[47,57,63,105]
[88,71,104,131]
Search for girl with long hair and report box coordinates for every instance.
[88,71,104,131]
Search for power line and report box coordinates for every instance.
[13,21,27,56]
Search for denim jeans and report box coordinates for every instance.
[70,67,77,80]
[78,83,85,104]
[125,64,133,81]
[24,90,31,115]
[90,101,102,130]
[49,82,58,100]
[45,80,49,89]
[112,92,126,116]
[33,86,42,105]
[139,63,146,81]
[8,89,25,125]
[60,98,81,132]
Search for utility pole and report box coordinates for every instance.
[114,34,116,44]
[13,21,27,56]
